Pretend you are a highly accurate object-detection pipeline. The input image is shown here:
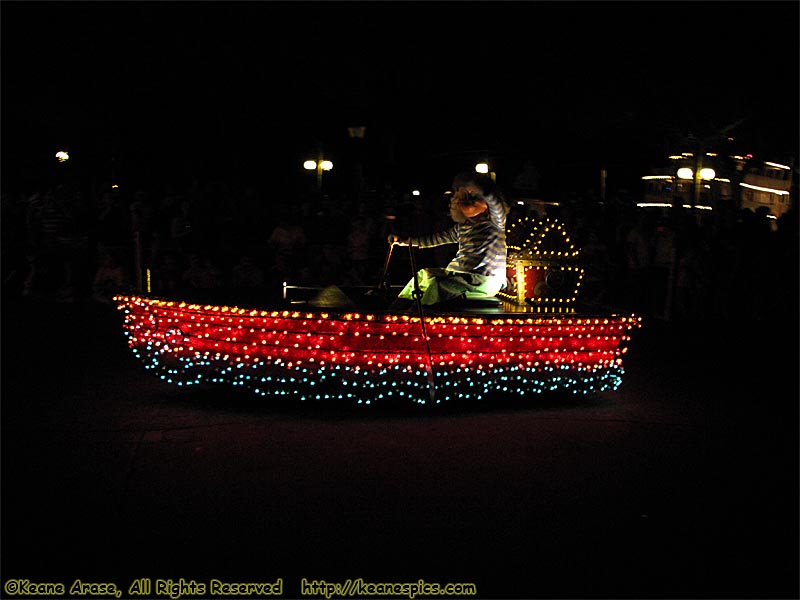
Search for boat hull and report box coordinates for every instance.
[115,294,641,406]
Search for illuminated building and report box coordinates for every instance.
[640,152,795,221]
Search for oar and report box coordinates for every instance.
[407,242,437,405]
[363,241,395,307]
[377,241,394,294]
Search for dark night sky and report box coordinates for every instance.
[2,1,798,195]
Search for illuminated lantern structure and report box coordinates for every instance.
[498,217,584,309]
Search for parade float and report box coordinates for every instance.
[114,216,641,406]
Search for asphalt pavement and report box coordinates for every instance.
[1,298,798,599]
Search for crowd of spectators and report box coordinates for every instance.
[1,179,400,307]
[2,176,797,323]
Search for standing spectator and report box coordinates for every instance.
[1,192,30,298]
[580,229,614,306]
[94,188,131,262]
[345,215,374,285]
[649,218,677,319]
[267,212,307,272]
[170,198,196,256]
[315,243,348,286]
[129,188,157,273]
[92,249,132,304]
[23,184,89,301]
[181,253,222,290]
[151,250,186,297]
[622,212,652,314]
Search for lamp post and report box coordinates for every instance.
[679,134,720,208]
[303,158,333,194]
[475,161,496,182]
[677,163,716,207]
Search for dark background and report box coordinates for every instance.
[2,1,798,197]
[1,4,799,598]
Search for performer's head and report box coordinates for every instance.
[449,171,504,223]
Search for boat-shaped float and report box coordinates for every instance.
[114,217,642,406]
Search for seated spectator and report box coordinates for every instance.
[92,250,132,304]
[267,212,307,271]
[182,253,222,290]
[231,253,265,289]
[152,250,186,296]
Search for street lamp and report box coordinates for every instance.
[475,162,496,182]
[677,163,716,206]
[677,167,716,180]
[303,158,333,194]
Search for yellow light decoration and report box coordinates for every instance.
[499,217,584,308]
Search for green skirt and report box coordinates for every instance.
[397,268,505,305]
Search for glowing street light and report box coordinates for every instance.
[303,158,333,194]
[475,161,497,183]
[55,150,70,163]
[677,167,716,180]
[677,162,716,206]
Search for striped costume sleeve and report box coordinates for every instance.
[485,193,507,230]
[410,194,508,279]
[412,225,459,248]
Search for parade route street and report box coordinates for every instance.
[1,300,797,599]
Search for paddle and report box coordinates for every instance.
[362,241,395,309]
[407,242,437,405]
